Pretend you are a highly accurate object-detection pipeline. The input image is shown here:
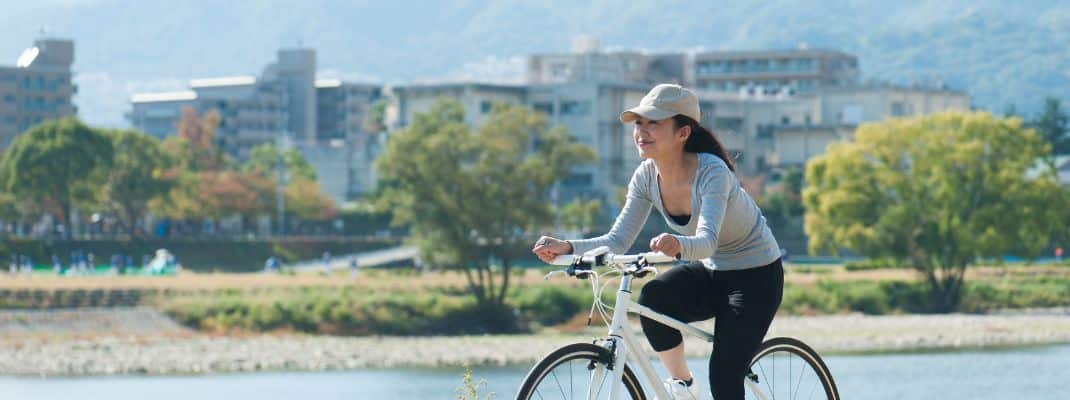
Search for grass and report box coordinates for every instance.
[1,263,1068,335]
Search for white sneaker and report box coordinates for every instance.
[661,376,700,400]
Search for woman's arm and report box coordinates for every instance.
[671,165,731,261]
[568,167,653,255]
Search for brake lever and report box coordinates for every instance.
[543,270,567,280]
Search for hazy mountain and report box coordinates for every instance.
[2,0,1067,127]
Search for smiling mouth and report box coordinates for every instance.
[637,140,654,147]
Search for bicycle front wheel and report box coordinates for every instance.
[745,337,839,400]
[515,342,646,400]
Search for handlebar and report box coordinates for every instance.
[543,246,680,281]
[548,246,679,267]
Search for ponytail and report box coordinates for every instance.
[672,115,736,172]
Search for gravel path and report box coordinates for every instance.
[1,307,1068,376]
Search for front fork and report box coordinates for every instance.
[596,275,672,400]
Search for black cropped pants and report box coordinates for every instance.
[637,258,784,400]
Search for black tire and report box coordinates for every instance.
[516,342,646,400]
[746,337,840,400]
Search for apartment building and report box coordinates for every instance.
[0,38,77,148]
[691,48,859,95]
[128,49,383,202]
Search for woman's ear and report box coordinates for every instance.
[677,124,692,142]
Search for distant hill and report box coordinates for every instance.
[2,0,1067,127]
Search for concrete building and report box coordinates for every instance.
[0,38,77,148]
[386,80,649,208]
[128,49,383,203]
[388,42,968,205]
[691,48,859,95]
[762,84,971,168]
[527,36,685,86]
[387,82,528,131]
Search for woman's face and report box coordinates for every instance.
[633,116,689,159]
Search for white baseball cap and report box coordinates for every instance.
[620,84,701,123]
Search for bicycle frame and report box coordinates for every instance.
[593,272,768,400]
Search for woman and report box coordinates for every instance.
[532,84,784,400]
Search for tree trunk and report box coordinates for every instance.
[497,256,511,305]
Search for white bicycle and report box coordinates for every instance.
[515,247,839,400]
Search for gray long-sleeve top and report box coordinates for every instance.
[568,153,781,271]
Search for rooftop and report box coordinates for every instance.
[130,91,198,103]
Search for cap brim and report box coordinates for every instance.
[620,105,677,123]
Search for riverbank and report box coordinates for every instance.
[1,307,1069,376]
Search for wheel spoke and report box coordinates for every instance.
[793,355,807,400]
[758,360,775,400]
[569,360,573,399]
[518,344,645,400]
[551,369,568,399]
[747,342,835,400]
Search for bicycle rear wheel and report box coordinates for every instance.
[515,342,646,400]
[745,337,839,400]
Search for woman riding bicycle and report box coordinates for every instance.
[533,83,784,400]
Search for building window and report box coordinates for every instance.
[841,104,864,124]
[891,101,906,117]
[533,102,553,116]
[480,100,493,114]
[560,101,590,116]
[714,117,743,132]
[2,95,13,103]
[551,64,570,79]
[781,116,790,125]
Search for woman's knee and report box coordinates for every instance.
[637,279,670,308]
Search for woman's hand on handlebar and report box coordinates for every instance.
[649,233,681,259]
[532,236,572,264]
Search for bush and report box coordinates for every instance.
[781,283,839,315]
[844,259,902,271]
[839,283,889,315]
[163,289,524,336]
[510,285,590,327]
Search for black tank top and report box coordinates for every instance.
[669,214,690,226]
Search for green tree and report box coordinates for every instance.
[760,167,806,229]
[559,198,603,235]
[86,129,176,236]
[362,99,389,134]
[242,143,317,181]
[1035,97,1070,155]
[174,107,225,171]
[376,99,594,307]
[804,111,1064,312]
[0,190,26,222]
[0,118,113,236]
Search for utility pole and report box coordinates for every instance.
[276,89,289,237]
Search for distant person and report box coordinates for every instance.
[264,256,281,273]
[349,258,360,280]
[87,252,95,275]
[321,251,332,276]
[9,254,17,275]
[1057,246,1064,264]
[52,254,63,275]
[109,254,121,275]
[20,255,32,275]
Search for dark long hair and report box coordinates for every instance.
[672,115,736,172]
